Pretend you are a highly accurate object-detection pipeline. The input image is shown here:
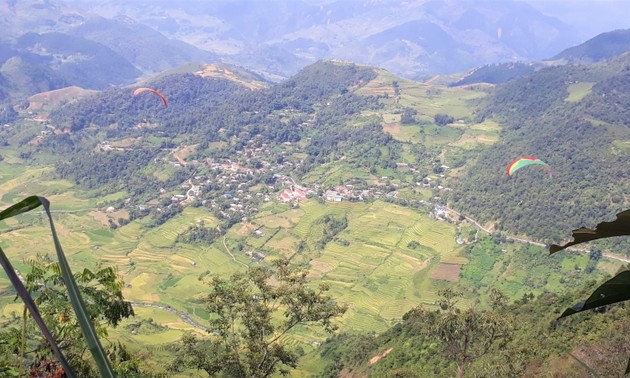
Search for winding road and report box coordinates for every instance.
[130,302,210,333]
[444,205,630,263]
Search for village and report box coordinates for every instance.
[154,137,453,209]
[109,138,462,263]
[26,121,462,263]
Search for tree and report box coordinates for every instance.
[0,255,137,377]
[433,288,512,378]
[172,259,347,377]
[434,113,454,126]
[400,107,417,124]
[0,196,139,377]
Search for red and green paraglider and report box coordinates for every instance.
[506,156,551,176]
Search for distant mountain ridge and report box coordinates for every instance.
[552,28,630,63]
[68,0,581,79]
[1,0,628,102]
[0,0,216,99]
[451,28,630,86]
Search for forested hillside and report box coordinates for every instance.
[317,280,630,377]
[47,62,397,194]
[449,55,630,242]
[46,57,630,245]
[553,29,630,63]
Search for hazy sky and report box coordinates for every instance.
[68,0,629,42]
[523,0,629,39]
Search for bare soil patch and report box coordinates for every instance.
[236,222,258,236]
[89,210,130,227]
[308,260,334,279]
[174,144,198,162]
[195,64,267,90]
[109,137,141,148]
[382,123,402,135]
[28,86,97,111]
[431,263,462,282]
[369,347,393,365]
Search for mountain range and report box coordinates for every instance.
[68,0,580,78]
[0,0,604,97]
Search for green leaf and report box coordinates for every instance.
[559,270,630,318]
[38,196,115,377]
[0,196,115,377]
[0,247,75,377]
[549,209,630,254]
[0,195,43,220]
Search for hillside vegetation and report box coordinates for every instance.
[553,29,630,63]
[450,55,630,242]
[0,59,628,376]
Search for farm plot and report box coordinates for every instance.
[303,202,448,331]
[354,69,399,98]
[83,228,115,244]
[174,244,240,276]
[347,215,405,248]
[254,207,304,228]
[262,228,301,257]
[382,122,423,143]
[450,128,500,149]
[337,306,391,333]
[408,219,462,258]
[431,263,462,282]
[96,222,143,258]
[395,81,486,119]
[142,207,215,249]
[287,202,328,239]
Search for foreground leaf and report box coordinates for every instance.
[559,270,630,318]
[0,248,74,377]
[0,196,114,377]
[549,209,630,254]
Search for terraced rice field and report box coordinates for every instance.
[0,167,470,351]
[257,199,462,331]
[263,228,301,257]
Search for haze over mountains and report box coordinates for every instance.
[2,0,627,97]
[67,0,578,77]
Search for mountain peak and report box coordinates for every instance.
[552,29,630,63]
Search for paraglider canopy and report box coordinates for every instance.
[506,156,551,176]
[133,87,168,107]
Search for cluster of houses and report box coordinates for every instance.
[279,184,310,202]
[109,135,461,253]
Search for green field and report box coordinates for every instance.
[565,81,595,102]
[248,199,467,333]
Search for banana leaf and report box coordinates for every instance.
[0,196,114,377]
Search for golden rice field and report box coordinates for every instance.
[0,165,470,370]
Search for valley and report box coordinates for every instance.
[0,55,628,376]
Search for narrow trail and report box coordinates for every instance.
[223,235,249,268]
[424,75,440,85]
